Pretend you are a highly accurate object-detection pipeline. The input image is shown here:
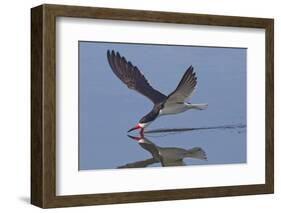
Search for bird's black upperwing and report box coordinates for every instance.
[165,65,197,104]
[107,50,167,104]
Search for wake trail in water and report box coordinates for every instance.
[144,124,246,137]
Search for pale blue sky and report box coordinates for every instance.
[79,41,247,170]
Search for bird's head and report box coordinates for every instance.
[128,111,155,133]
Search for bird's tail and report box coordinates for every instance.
[188,103,208,110]
[184,147,207,160]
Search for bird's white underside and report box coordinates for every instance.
[139,103,207,128]
[159,103,191,115]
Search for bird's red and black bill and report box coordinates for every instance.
[127,124,141,132]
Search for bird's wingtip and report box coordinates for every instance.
[116,51,121,58]
[185,65,195,75]
[107,49,117,55]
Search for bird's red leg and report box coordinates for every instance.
[140,128,144,137]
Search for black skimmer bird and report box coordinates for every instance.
[107,50,208,135]
[118,135,207,168]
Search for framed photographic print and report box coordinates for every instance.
[31,4,274,208]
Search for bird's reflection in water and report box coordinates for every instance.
[118,135,207,168]
[118,124,246,169]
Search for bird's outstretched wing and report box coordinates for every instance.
[165,66,197,104]
[107,50,167,104]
